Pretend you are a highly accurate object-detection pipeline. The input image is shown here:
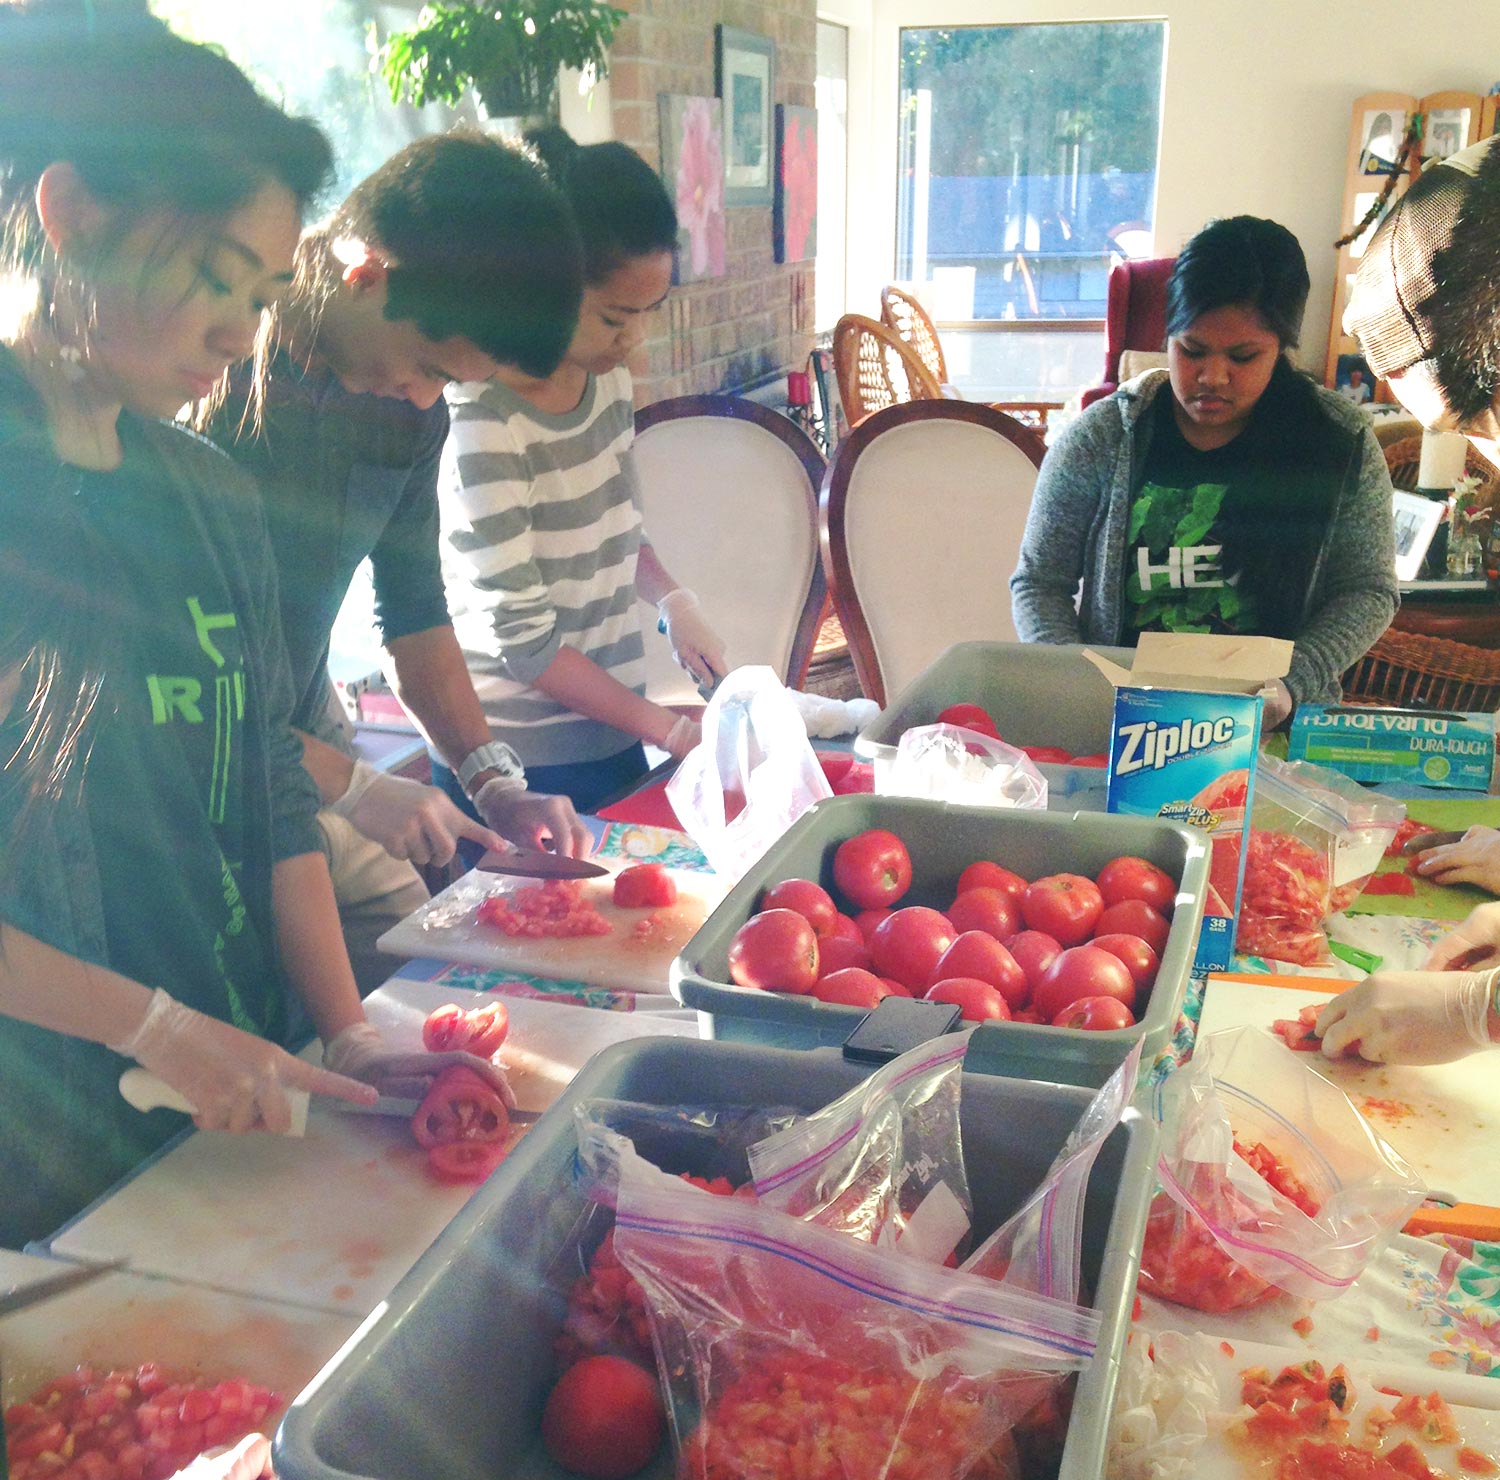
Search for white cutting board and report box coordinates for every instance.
[376,862,725,992]
[1197,978,1500,1214]
[1133,1329,1500,1477]
[0,1268,357,1412]
[49,985,695,1316]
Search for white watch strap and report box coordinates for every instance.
[457,741,524,792]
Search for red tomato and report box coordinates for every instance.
[727,909,820,994]
[925,977,1012,1022]
[852,907,892,943]
[1032,945,1136,1021]
[420,1002,467,1053]
[1022,745,1074,764]
[464,1001,509,1058]
[1090,933,1160,993]
[427,1139,508,1183]
[1072,753,1108,768]
[1096,855,1176,915]
[1094,899,1171,955]
[421,1001,508,1056]
[879,976,913,997]
[956,860,1028,902]
[540,1355,666,1480]
[816,936,872,977]
[612,863,678,909]
[936,703,1000,738]
[929,931,1027,1007]
[411,1065,510,1151]
[813,968,898,1009]
[832,829,913,910]
[869,907,956,990]
[1052,995,1136,1031]
[1020,874,1104,946]
[1006,930,1062,998]
[828,913,864,944]
[759,878,838,937]
[946,886,1020,942]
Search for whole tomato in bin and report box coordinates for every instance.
[541,1355,665,1479]
[1096,855,1176,915]
[759,878,838,937]
[833,829,913,910]
[1094,898,1170,955]
[728,910,820,994]
[1020,874,1103,946]
[1032,945,1135,1022]
[869,907,955,990]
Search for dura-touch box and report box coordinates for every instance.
[1288,704,1498,791]
[1086,635,1294,974]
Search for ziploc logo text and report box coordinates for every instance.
[1115,716,1239,775]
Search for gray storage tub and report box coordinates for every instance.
[671,794,1207,1086]
[274,1036,1155,1480]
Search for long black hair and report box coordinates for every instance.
[1166,215,1310,349]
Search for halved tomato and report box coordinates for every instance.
[427,1139,508,1183]
[411,1065,510,1150]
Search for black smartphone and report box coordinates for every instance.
[842,996,964,1064]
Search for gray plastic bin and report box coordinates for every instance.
[274,1036,1155,1480]
[854,640,1134,810]
[671,794,1207,1086]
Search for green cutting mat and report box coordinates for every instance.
[1347,796,1500,919]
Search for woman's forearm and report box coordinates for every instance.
[634,543,679,607]
[271,854,365,1043]
[0,921,153,1046]
[531,644,676,745]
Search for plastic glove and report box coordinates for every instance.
[109,988,378,1134]
[1412,825,1500,895]
[333,758,503,866]
[1259,678,1294,732]
[657,588,728,689]
[1315,966,1498,1064]
[322,1021,517,1109]
[787,688,881,739]
[172,1434,272,1480]
[662,714,702,759]
[1424,899,1500,971]
[474,778,594,858]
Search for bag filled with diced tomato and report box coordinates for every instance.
[610,1137,1101,1480]
[1138,1027,1424,1312]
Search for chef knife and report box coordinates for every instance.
[474,847,609,880]
[1401,829,1468,854]
[0,1258,122,1319]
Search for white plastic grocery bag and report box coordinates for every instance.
[880,723,1048,811]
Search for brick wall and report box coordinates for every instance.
[608,0,817,405]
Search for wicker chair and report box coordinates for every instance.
[1343,628,1500,712]
[880,284,948,387]
[1383,434,1500,512]
[831,313,942,426]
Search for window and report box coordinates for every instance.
[815,20,849,333]
[896,21,1166,326]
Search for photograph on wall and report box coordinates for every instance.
[773,104,818,263]
[658,94,727,284]
[1426,107,1472,160]
[1335,353,1375,405]
[1359,108,1405,176]
[1346,191,1390,259]
[716,25,775,206]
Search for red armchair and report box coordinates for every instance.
[1080,256,1175,408]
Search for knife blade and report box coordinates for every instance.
[1402,829,1468,854]
[475,848,609,880]
[0,1259,121,1319]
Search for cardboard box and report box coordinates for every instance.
[1085,635,1294,973]
[1288,704,1497,791]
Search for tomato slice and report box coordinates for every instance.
[462,1000,509,1057]
[410,1065,510,1150]
[427,1139,508,1183]
[612,863,679,909]
[420,1001,509,1057]
[1361,873,1416,897]
[421,1003,468,1053]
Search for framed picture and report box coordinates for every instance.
[716,25,775,206]
[1390,490,1446,582]
[1426,107,1472,160]
[658,94,727,283]
[1358,108,1404,176]
[1334,353,1375,405]
[773,104,818,263]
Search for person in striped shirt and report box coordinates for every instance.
[437,129,728,812]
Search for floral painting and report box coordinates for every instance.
[774,104,817,264]
[658,94,727,284]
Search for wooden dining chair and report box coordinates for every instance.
[880,283,949,387]
[819,399,1047,705]
[631,395,828,706]
[831,313,942,427]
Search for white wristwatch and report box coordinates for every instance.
[456,741,525,794]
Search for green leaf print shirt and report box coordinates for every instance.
[1125,393,1262,636]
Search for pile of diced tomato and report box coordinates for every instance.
[1225,829,1336,966]
[475,879,613,938]
[4,1364,277,1480]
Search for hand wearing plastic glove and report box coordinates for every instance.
[657,588,728,689]
[109,988,378,1133]
[1412,825,1500,895]
[323,1022,517,1109]
[1315,966,1499,1064]
[473,777,594,858]
[172,1434,273,1480]
[1424,900,1500,971]
[1258,678,1294,732]
[333,758,503,866]
[661,714,702,759]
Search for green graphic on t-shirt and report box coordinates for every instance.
[1126,481,1257,634]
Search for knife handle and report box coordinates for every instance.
[117,1069,309,1137]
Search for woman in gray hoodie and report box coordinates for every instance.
[1010,216,1398,729]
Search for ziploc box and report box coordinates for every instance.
[1085,635,1294,974]
[1288,704,1498,791]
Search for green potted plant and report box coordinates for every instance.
[378,1,628,124]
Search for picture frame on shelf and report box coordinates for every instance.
[715,24,775,206]
[1391,490,1446,583]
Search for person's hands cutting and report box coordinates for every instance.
[1315,965,1498,1064]
[1411,826,1500,895]
[322,1021,517,1108]
[333,759,504,865]
[473,781,593,858]
[657,588,728,689]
